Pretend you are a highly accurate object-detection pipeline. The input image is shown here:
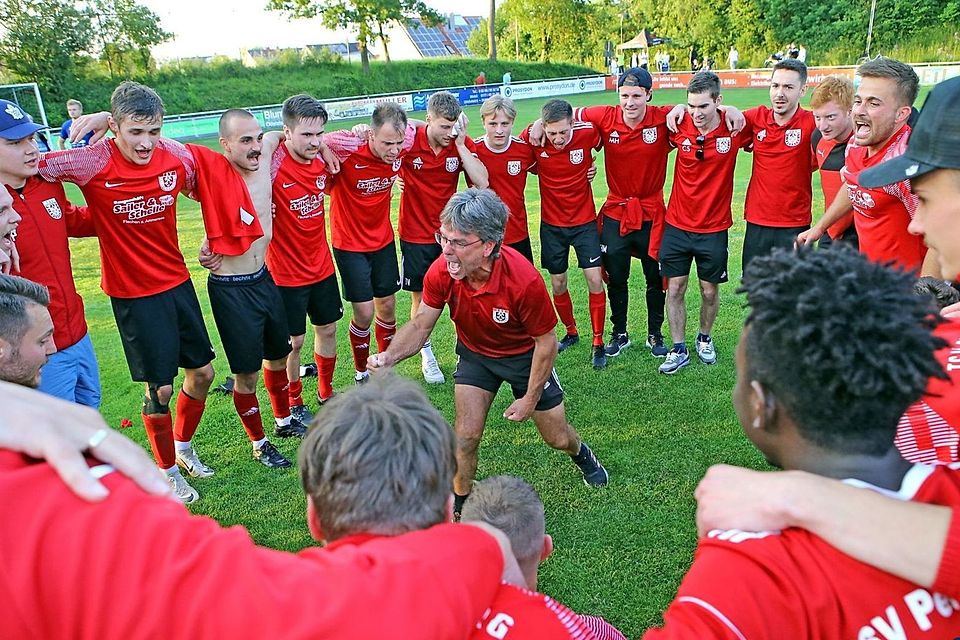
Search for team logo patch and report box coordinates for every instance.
[445,157,460,172]
[642,127,658,144]
[392,159,402,172]
[316,175,326,191]
[507,160,521,176]
[608,131,620,144]
[681,138,692,153]
[569,149,584,165]
[42,197,62,220]
[158,170,177,192]
[239,207,255,225]
[4,103,24,120]
[785,128,802,147]
[756,129,767,142]
[412,156,424,170]
[716,137,731,154]
[492,308,509,323]
[540,151,549,158]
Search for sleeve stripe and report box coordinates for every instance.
[675,596,748,640]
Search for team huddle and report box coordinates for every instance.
[2,52,960,639]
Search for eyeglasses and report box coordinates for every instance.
[695,135,706,161]
[435,231,483,249]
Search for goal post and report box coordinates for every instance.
[0,82,48,126]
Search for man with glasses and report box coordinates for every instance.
[658,72,750,374]
[368,188,609,519]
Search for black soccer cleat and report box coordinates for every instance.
[253,441,292,469]
[558,333,580,353]
[592,345,607,370]
[571,442,609,487]
[274,417,307,439]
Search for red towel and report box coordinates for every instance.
[187,144,263,256]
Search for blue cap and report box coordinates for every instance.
[618,67,653,89]
[0,99,44,140]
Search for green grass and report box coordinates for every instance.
[64,86,927,636]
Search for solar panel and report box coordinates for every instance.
[404,15,482,57]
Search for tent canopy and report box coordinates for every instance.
[617,29,670,49]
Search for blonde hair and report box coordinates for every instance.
[810,76,854,111]
[480,95,517,122]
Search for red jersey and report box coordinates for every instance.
[325,128,412,253]
[38,138,197,298]
[472,135,537,244]
[666,118,750,233]
[421,246,557,357]
[267,143,335,286]
[471,583,598,639]
[0,450,506,639]
[399,127,476,244]
[644,464,960,640]
[813,128,856,239]
[525,123,601,228]
[8,176,94,351]
[897,319,960,465]
[743,105,817,227]
[574,104,673,226]
[842,125,927,272]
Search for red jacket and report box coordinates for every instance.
[8,176,94,350]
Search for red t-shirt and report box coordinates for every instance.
[325,129,410,253]
[266,143,335,286]
[0,450,505,639]
[472,136,537,245]
[399,127,475,244]
[471,583,599,639]
[743,105,817,227]
[813,129,856,239]
[842,125,927,272]
[666,118,750,233]
[39,138,196,298]
[421,246,558,357]
[524,123,602,228]
[574,104,673,223]
[897,319,960,465]
[643,464,960,639]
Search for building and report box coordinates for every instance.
[370,14,482,61]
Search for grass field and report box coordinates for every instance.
[61,86,926,636]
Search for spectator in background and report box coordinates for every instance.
[799,44,808,62]
[640,48,649,69]
[475,71,486,86]
[503,70,512,85]
[58,99,93,149]
[788,43,800,59]
[662,50,671,73]
[728,45,739,70]
[689,44,698,71]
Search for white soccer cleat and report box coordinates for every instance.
[421,357,445,384]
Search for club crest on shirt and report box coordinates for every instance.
[785,129,802,147]
[507,160,521,176]
[158,170,177,192]
[681,138,692,153]
[608,131,621,144]
[642,128,658,144]
[716,137,732,154]
[316,175,326,191]
[412,156,424,170]
[392,159,402,172]
[42,197,63,220]
[445,157,460,172]
[569,149,584,165]
[757,129,767,142]
[492,308,509,323]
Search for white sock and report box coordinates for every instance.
[355,370,369,380]
[163,465,179,476]
[174,440,192,452]
[275,415,291,427]
[421,341,435,361]
[252,437,268,450]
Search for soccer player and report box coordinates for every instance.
[643,247,960,639]
[797,57,929,273]
[300,372,600,639]
[473,95,538,263]
[368,188,609,515]
[0,99,101,406]
[399,91,488,384]
[525,98,608,369]
[39,81,216,503]
[323,102,413,385]
[659,72,749,374]
[0,274,55,388]
[58,99,94,149]
[268,95,343,419]
[810,75,858,248]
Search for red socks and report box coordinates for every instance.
[172,391,205,443]
[589,291,607,347]
[142,413,175,469]
[263,367,291,421]
[553,291,577,335]
[350,320,371,372]
[375,316,396,353]
[315,353,336,401]
[232,390,265,442]
[288,379,304,408]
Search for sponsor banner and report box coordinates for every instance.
[501,76,606,100]
[323,94,415,121]
[412,85,501,111]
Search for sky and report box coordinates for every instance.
[141,0,492,60]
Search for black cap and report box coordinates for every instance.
[618,67,653,90]
[860,76,960,188]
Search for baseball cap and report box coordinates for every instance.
[859,76,960,188]
[618,67,653,90]
[0,99,44,140]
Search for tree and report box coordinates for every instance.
[488,0,497,61]
[85,0,172,78]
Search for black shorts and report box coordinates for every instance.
[334,243,401,303]
[539,221,602,275]
[819,225,859,251]
[208,267,292,374]
[453,341,564,412]
[400,240,442,292]
[742,222,808,272]
[507,237,535,265]
[658,224,729,284]
[111,279,215,385]
[277,274,344,337]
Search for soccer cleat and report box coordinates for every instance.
[274,417,307,438]
[604,332,631,357]
[421,358,446,384]
[253,441,292,468]
[167,470,200,504]
[572,443,609,487]
[696,336,717,365]
[592,344,607,369]
[558,333,580,353]
[299,363,318,378]
[290,404,313,425]
[317,392,336,406]
[658,349,690,375]
[646,334,669,358]
[213,376,235,395]
[175,446,215,479]
[355,371,370,385]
